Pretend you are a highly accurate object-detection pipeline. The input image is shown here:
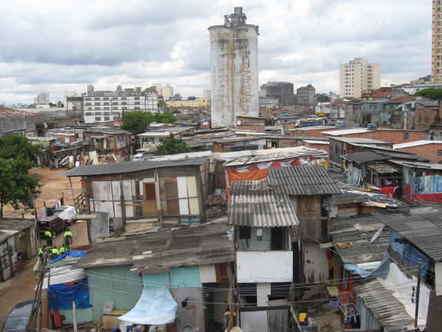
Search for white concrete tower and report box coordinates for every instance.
[209,7,259,128]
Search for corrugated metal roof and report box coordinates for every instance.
[329,216,389,264]
[343,151,389,164]
[322,128,371,136]
[357,280,415,332]
[79,223,234,270]
[394,140,442,149]
[367,163,399,174]
[64,158,206,177]
[390,160,442,170]
[381,213,442,261]
[268,166,341,196]
[228,181,299,227]
[331,137,390,144]
[222,146,328,167]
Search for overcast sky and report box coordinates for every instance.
[0,0,431,104]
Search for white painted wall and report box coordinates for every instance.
[436,262,442,296]
[236,251,293,283]
[257,283,271,307]
[199,265,217,283]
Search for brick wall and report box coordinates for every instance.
[414,104,438,130]
[395,143,442,163]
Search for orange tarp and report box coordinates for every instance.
[227,168,269,182]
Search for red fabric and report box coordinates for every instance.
[379,186,395,197]
[413,194,442,204]
[52,310,63,328]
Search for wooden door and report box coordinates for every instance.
[143,183,158,217]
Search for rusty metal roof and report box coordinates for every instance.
[228,181,299,228]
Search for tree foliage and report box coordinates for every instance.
[155,136,191,155]
[0,135,41,217]
[415,88,442,100]
[316,93,331,103]
[0,134,42,163]
[121,112,177,134]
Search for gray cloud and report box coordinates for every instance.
[0,0,433,104]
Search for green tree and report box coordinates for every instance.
[0,135,41,218]
[0,134,42,163]
[121,112,177,134]
[121,112,154,134]
[154,112,176,124]
[316,93,331,103]
[415,88,442,100]
[155,136,191,155]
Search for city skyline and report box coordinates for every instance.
[0,0,431,104]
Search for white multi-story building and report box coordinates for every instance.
[82,85,159,124]
[339,58,381,98]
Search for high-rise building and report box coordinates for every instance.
[161,85,174,100]
[209,7,259,128]
[433,0,442,82]
[296,84,316,105]
[339,58,381,98]
[34,92,50,105]
[82,85,160,124]
[260,82,295,105]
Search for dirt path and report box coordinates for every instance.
[4,168,81,218]
[0,262,37,327]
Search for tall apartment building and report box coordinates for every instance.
[433,0,442,82]
[82,85,159,124]
[339,58,381,98]
[260,82,295,105]
[209,7,259,128]
[161,85,174,100]
[34,92,50,105]
[296,84,316,105]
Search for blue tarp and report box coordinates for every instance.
[48,279,92,310]
[118,287,177,325]
[390,232,430,277]
[49,250,88,264]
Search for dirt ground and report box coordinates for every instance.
[0,261,37,327]
[0,168,82,324]
[4,168,81,218]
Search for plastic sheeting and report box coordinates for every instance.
[344,262,382,278]
[118,287,177,325]
[48,279,92,310]
[49,250,88,264]
[55,206,77,220]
